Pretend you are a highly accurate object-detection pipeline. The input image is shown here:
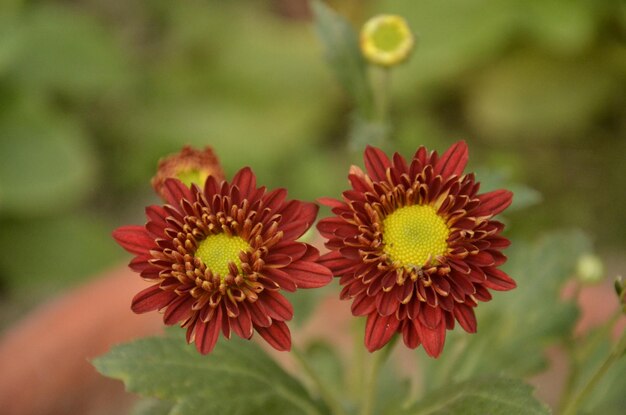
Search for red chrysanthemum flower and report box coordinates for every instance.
[317,141,516,357]
[113,168,332,354]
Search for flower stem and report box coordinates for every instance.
[360,336,397,415]
[373,66,391,125]
[291,345,348,415]
[561,325,626,415]
[558,308,621,412]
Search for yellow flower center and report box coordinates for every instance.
[382,205,450,269]
[176,168,208,188]
[195,233,250,277]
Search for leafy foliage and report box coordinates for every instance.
[398,377,550,415]
[311,0,373,118]
[418,230,590,390]
[93,331,325,415]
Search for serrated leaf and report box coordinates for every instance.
[419,230,589,390]
[311,0,373,117]
[93,332,324,415]
[399,377,550,415]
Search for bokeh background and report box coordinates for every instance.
[0,0,624,413]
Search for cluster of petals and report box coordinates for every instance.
[317,141,516,357]
[113,168,332,354]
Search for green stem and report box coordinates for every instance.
[291,345,348,415]
[360,336,397,415]
[561,326,626,415]
[373,66,391,124]
[349,318,366,400]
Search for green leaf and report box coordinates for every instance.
[466,51,614,142]
[93,332,324,415]
[131,398,175,415]
[399,377,550,415]
[10,5,130,96]
[303,340,345,395]
[474,168,542,213]
[419,230,589,390]
[0,100,97,215]
[311,0,373,117]
[0,214,124,291]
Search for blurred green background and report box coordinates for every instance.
[0,0,624,327]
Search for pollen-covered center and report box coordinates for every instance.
[382,205,450,268]
[195,233,250,277]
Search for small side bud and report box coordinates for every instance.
[151,146,225,199]
[576,253,604,284]
[360,14,415,67]
[615,276,626,314]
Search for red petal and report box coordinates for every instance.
[434,141,469,178]
[195,307,222,354]
[453,303,477,333]
[376,291,400,316]
[392,152,409,175]
[418,304,442,329]
[348,171,371,193]
[262,267,297,292]
[112,226,153,255]
[364,312,400,352]
[162,178,193,207]
[414,320,446,358]
[318,197,344,209]
[163,295,194,325]
[364,146,391,182]
[231,167,257,197]
[317,251,355,275]
[262,188,287,211]
[483,267,517,291]
[256,320,291,351]
[402,320,420,349]
[351,292,377,316]
[263,254,292,268]
[131,285,177,313]
[245,301,272,328]
[474,189,513,217]
[280,219,313,241]
[230,305,254,339]
[469,251,496,266]
[260,290,293,321]
[269,241,308,261]
[204,175,220,196]
[284,261,333,289]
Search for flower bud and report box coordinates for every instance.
[360,14,415,67]
[151,146,225,199]
[615,276,626,314]
[575,253,604,284]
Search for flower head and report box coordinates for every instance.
[360,14,415,67]
[317,142,515,357]
[114,167,332,354]
[151,146,225,200]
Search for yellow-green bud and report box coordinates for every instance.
[576,253,604,284]
[360,14,415,67]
